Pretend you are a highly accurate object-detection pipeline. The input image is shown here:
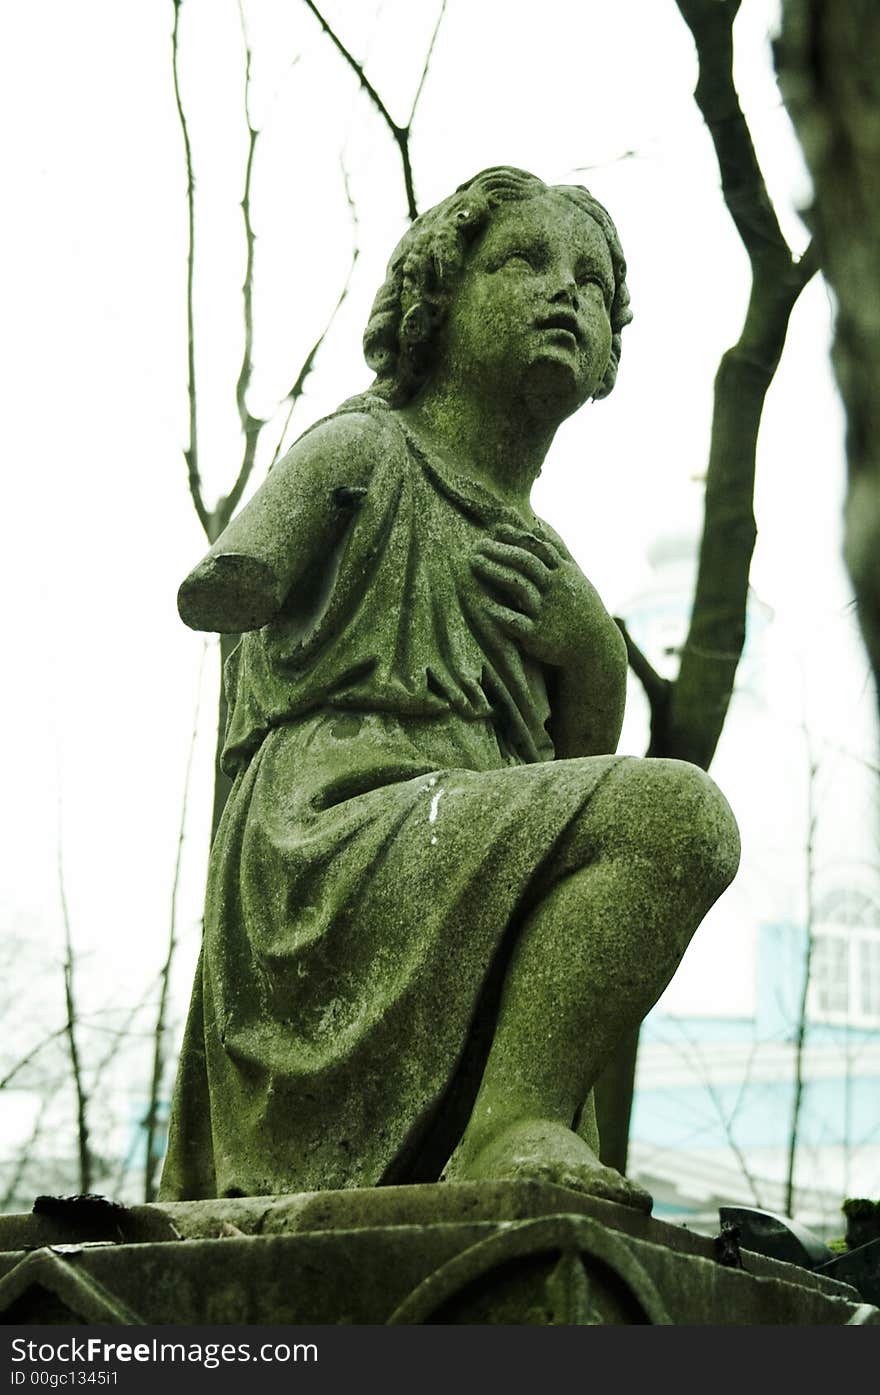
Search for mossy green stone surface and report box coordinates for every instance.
[162,168,740,1207]
[0,1185,872,1326]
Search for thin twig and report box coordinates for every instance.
[83,973,165,1200]
[171,0,209,535]
[302,0,447,220]
[407,0,447,126]
[613,617,670,708]
[81,1022,164,1039]
[302,0,399,140]
[91,975,163,1086]
[815,736,880,779]
[1,1097,53,1210]
[676,1020,764,1208]
[107,969,175,1196]
[144,644,207,1202]
[613,616,672,755]
[215,2,268,537]
[264,52,301,123]
[270,157,361,468]
[58,920,166,1197]
[58,828,91,1195]
[0,974,163,1204]
[572,150,642,172]
[0,1027,69,1092]
[785,731,819,1216]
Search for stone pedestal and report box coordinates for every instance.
[0,1182,875,1325]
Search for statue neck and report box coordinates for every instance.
[398,383,556,513]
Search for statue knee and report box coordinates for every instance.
[602,756,740,906]
[648,759,740,905]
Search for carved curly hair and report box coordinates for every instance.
[362,166,632,407]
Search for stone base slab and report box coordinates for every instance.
[0,1182,876,1325]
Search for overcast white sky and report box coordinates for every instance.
[2,0,877,1152]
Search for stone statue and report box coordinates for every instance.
[160,167,740,1212]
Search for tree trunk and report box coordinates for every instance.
[777,0,880,712]
[597,0,817,1174]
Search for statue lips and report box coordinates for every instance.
[534,309,582,347]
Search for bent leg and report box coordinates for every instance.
[444,757,740,1208]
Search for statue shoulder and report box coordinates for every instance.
[280,403,404,490]
[178,406,402,634]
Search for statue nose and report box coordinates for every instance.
[551,278,578,308]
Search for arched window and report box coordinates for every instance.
[808,887,880,1027]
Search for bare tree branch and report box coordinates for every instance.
[302,0,448,220]
[144,644,207,1202]
[676,1020,765,1208]
[0,1027,69,1093]
[613,617,667,704]
[91,976,163,1084]
[785,733,819,1216]
[171,0,209,535]
[302,1,399,145]
[173,2,444,859]
[0,971,164,1206]
[818,737,880,780]
[660,0,820,769]
[58,831,91,1195]
[270,157,361,469]
[214,3,269,537]
[614,616,672,756]
[676,0,788,260]
[1,1096,53,1210]
[407,0,447,127]
[601,0,820,1173]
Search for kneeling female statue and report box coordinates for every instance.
[160,167,740,1211]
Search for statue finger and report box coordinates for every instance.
[470,556,542,616]
[483,600,534,639]
[474,539,552,589]
[491,523,562,569]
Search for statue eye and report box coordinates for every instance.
[503,251,536,270]
[578,271,613,307]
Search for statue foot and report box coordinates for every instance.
[442,1118,653,1214]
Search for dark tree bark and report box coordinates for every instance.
[777,0,880,711]
[596,0,817,1174]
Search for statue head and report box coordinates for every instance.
[363,166,632,409]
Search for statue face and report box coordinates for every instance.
[440,193,615,423]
